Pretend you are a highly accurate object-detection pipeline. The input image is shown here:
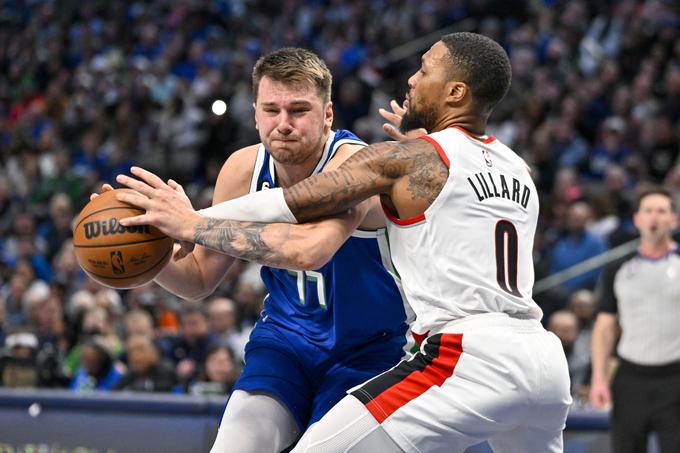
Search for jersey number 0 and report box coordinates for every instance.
[495,220,522,297]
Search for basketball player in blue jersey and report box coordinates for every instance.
[108,48,410,452]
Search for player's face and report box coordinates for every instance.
[254,77,333,165]
[402,41,451,133]
[634,194,678,242]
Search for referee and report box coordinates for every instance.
[590,188,680,453]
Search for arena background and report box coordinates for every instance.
[0,0,678,452]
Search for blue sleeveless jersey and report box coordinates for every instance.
[251,130,409,353]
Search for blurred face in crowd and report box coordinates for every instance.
[124,310,154,338]
[81,344,107,376]
[569,290,595,325]
[634,193,677,244]
[566,202,591,235]
[208,298,237,334]
[548,311,579,353]
[181,311,208,343]
[254,76,332,166]
[205,347,236,384]
[126,335,158,374]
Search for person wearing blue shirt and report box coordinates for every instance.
[109,48,409,452]
[70,338,122,392]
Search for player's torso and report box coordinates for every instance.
[384,127,543,335]
[251,130,409,352]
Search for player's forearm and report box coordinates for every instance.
[153,246,231,301]
[192,218,309,269]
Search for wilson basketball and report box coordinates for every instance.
[73,189,174,289]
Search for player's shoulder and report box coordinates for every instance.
[214,144,261,200]
[324,130,366,172]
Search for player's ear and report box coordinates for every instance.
[253,102,259,130]
[324,101,333,128]
[445,81,469,105]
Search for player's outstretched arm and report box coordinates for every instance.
[282,140,409,222]
[116,164,373,271]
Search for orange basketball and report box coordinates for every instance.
[73,189,174,289]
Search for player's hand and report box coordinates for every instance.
[115,166,200,242]
[379,99,427,141]
[89,183,114,201]
[589,376,612,409]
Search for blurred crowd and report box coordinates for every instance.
[0,0,678,403]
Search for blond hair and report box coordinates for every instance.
[252,47,332,104]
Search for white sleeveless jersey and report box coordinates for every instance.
[383,126,543,337]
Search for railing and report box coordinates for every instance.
[0,389,610,453]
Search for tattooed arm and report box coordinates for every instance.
[116,153,371,273]
[283,138,446,222]
[192,209,363,270]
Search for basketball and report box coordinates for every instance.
[73,189,174,289]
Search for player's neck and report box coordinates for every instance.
[437,111,488,137]
[274,149,325,188]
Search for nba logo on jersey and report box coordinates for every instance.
[482,149,493,167]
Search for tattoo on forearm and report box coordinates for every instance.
[193,218,290,266]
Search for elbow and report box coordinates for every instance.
[178,288,213,303]
[292,248,333,271]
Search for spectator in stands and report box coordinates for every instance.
[123,309,157,340]
[116,334,176,393]
[591,188,680,453]
[586,116,632,182]
[206,297,247,361]
[161,304,215,384]
[187,344,239,396]
[70,337,122,392]
[550,201,607,292]
[548,310,590,396]
[1,274,30,328]
[36,193,74,263]
[0,300,5,347]
[0,331,40,388]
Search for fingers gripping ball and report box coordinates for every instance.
[73,189,173,289]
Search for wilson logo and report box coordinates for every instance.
[83,219,151,239]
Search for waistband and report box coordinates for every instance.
[618,358,680,378]
[422,312,543,338]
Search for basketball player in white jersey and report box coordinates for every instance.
[117,32,572,452]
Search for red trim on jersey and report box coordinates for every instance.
[381,201,426,226]
[418,136,450,168]
[450,125,496,144]
[364,333,463,423]
[411,330,430,346]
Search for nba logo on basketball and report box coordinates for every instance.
[110,251,125,274]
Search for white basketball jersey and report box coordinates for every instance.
[383,126,543,337]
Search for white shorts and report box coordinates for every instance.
[348,313,572,453]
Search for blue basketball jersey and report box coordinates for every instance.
[250,130,410,353]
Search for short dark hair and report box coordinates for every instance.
[440,32,511,115]
[252,47,332,103]
[635,187,676,212]
[180,303,207,319]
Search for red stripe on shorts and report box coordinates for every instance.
[365,333,463,423]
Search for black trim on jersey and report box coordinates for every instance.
[351,334,443,403]
[595,250,638,315]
